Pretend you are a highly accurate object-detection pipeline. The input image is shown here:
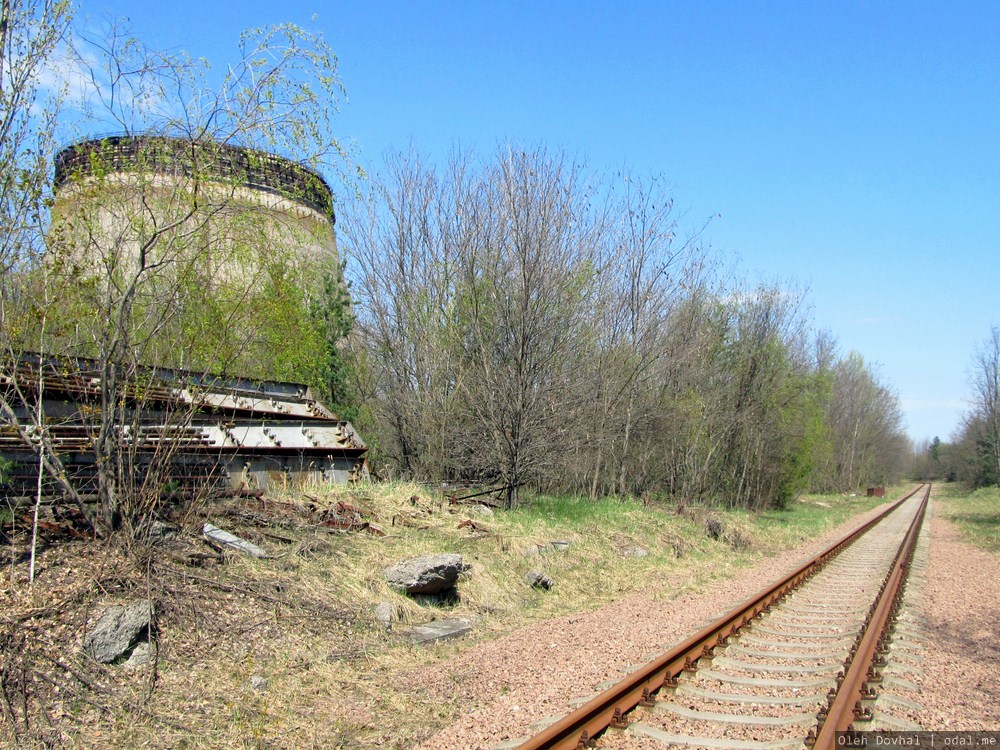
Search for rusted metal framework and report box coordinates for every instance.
[515,485,928,750]
[54,134,335,221]
[0,352,367,497]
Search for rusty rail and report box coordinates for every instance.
[515,485,927,750]
[809,484,930,748]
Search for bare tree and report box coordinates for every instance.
[580,174,697,499]
[0,0,70,275]
[344,145,910,509]
[452,148,606,508]
[0,0,90,539]
[343,149,468,479]
[822,353,906,490]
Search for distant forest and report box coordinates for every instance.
[911,327,1000,490]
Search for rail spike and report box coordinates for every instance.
[853,702,874,722]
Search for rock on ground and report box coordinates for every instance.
[705,516,725,540]
[374,601,395,629]
[203,522,267,558]
[383,553,467,595]
[404,618,474,644]
[83,599,155,664]
[122,639,155,669]
[524,571,554,590]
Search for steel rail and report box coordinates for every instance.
[809,483,930,749]
[515,484,927,750]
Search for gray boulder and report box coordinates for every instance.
[705,517,725,541]
[383,553,466,595]
[83,599,155,664]
[404,618,473,644]
[148,521,179,544]
[122,639,155,669]
[521,540,572,557]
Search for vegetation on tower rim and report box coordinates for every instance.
[53,134,336,223]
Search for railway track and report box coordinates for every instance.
[511,485,930,750]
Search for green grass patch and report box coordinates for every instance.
[751,490,890,546]
[280,483,898,633]
[932,483,1000,554]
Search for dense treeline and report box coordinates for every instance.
[340,147,909,509]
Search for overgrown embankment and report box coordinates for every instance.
[1,483,891,749]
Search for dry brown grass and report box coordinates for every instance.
[0,482,889,749]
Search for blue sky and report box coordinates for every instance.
[77,1,1000,445]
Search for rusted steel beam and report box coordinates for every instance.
[2,350,370,493]
[515,485,926,750]
[810,484,929,749]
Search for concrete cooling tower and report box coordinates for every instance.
[51,134,338,277]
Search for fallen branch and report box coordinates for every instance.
[257,530,296,544]
[34,650,106,694]
[391,514,430,530]
[0,673,20,741]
